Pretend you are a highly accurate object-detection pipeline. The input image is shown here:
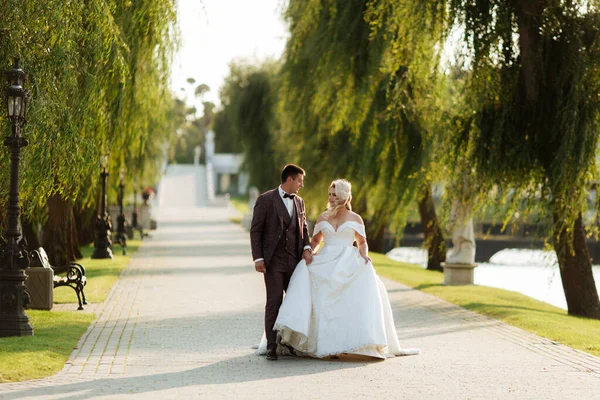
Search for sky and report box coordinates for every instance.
[171,0,289,109]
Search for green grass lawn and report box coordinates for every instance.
[0,310,94,382]
[229,194,250,216]
[229,216,243,225]
[372,252,600,357]
[53,240,140,304]
[228,195,249,225]
[0,240,140,383]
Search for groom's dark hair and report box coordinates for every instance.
[281,164,305,183]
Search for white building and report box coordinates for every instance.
[204,131,249,199]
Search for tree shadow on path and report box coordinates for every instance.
[1,354,372,399]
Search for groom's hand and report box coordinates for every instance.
[303,249,313,265]
[255,260,266,273]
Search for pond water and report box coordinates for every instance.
[386,247,600,310]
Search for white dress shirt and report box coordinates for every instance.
[278,186,294,217]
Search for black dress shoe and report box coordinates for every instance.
[266,349,278,361]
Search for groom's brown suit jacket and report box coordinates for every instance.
[250,188,310,268]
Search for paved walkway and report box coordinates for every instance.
[1,204,599,399]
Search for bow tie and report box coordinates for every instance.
[283,193,296,199]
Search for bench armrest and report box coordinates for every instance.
[52,263,85,282]
[69,262,86,276]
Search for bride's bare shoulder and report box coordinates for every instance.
[348,211,364,225]
[316,212,328,223]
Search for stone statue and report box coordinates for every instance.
[442,168,478,284]
[205,130,215,164]
[446,200,476,265]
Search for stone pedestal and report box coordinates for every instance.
[25,267,54,310]
[442,262,477,285]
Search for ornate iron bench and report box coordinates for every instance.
[31,247,88,310]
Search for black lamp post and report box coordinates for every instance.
[0,58,33,337]
[115,168,127,255]
[91,155,113,259]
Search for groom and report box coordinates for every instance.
[250,164,313,361]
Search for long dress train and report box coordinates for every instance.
[256,220,420,359]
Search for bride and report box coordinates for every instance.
[257,179,419,359]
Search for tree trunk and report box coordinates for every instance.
[366,220,386,254]
[42,194,81,266]
[418,185,446,271]
[515,1,543,106]
[0,205,6,234]
[554,212,600,319]
[21,217,40,251]
[353,191,387,253]
[74,202,97,248]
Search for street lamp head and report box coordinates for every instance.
[119,167,126,181]
[6,85,26,119]
[4,58,29,122]
[100,155,109,169]
[5,58,26,86]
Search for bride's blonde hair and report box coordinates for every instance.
[326,179,352,217]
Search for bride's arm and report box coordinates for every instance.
[351,213,371,263]
[355,232,371,263]
[310,232,323,254]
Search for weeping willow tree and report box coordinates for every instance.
[0,0,178,265]
[277,0,385,209]
[217,60,280,192]
[277,0,447,263]
[405,0,600,318]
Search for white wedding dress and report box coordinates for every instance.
[256,220,420,359]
